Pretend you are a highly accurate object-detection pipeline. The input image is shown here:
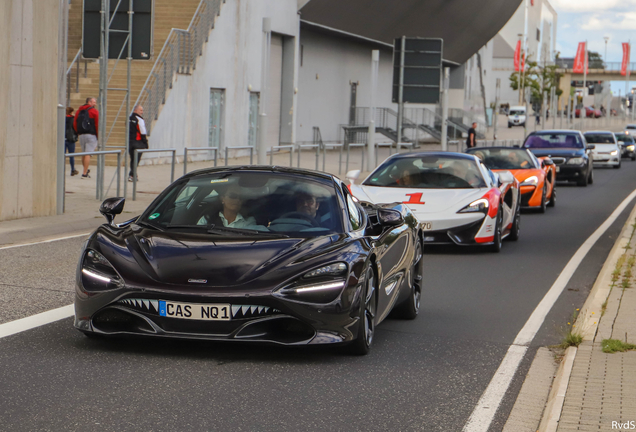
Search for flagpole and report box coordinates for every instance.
[625,40,631,120]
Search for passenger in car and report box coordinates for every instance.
[197,185,256,228]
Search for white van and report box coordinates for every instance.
[507,106,526,128]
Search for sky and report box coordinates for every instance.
[551,0,636,93]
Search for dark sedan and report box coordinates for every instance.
[74,167,423,355]
[615,132,636,160]
[523,130,594,187]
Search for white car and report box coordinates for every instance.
[346,152,521,252]
[583,131,621,169]
[508,106,527,128]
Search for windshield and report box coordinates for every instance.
[467,148,538,170]
[615,134,635,144]
[364,155,486,189]
[140,171,344,237]
[523,133,584,149]
[584,133,615,144]
[509,110,525,116]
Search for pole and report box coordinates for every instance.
[441,67,450,150]
[551,86,556,129]
[582,41,587,120]
[542,90,547,129]
[524,87,530,137]
[56,105,65,214]
[124,0,133,197]
[396,36,405,147]
[367,50,379,168]
[494,78,500,139]
[518,34,524,105]
[257,18,271,165]
[625,41,631,121]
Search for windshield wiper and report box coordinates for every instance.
[137,220,165,232]
[207,226,289,238]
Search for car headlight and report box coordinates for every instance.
[627,145,635,151]
[567,157,584,165]
[81,249,124,291]
[520,176,538,186]
[303,263,347,278]
[458,198,489,214]
[611,150,619,156]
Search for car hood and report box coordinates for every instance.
[494,168,543,183]
[356,185,486,214]
[116,228,339,287]
[591,144,617,152]
[526,148,585,158]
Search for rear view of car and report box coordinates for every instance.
[616,132,636,161]
[508,106,526,128]
[584,131,621,169]
[523,130,594,186]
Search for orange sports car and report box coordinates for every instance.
[466,147,556,212]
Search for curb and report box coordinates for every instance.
[536,201,636,432]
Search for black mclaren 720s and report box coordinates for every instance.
[74,166,423,354]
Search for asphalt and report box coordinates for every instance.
[1,162,636,431]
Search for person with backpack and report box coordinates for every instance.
[128,105,148,182]
[73,97,99,179]
[65,107,79,176]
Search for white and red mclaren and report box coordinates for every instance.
[347,152,521,252]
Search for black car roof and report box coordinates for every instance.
[466,147,528,152]
[181,165,337,182]
[529,130,581,135]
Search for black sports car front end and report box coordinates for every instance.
[74,167,422,354]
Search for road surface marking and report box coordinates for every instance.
[0,305,75,339]
[0,233,91,251]
[462,188,636,432]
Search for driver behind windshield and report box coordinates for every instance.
[198,185,256,228]
[294,192,323,226]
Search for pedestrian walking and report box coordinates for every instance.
[65,107,79,176]
[535,112,541,125]
[73,97,99,179]
[128,105,148,182]
[466,122,477,149]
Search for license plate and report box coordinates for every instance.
[556,166,560,172]
[159,301,231,321]
[421,222,432,230]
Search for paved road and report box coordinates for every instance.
[1,164,636,431]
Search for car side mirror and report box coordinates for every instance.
[99,197,125,226]
[497,171,515,184]
[586,144,596,150]
[542,159,554,167]
[345,170,361,184]
[377,208,404,227]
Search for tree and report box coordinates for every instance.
[588,51,604,69]
[509,58,563,110]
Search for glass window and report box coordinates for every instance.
[523,133,584,149]
[467,148,538,169]
[364,155,487,189]
[584,133,616,144]
[141,172,343,237]
[346,194,361,230]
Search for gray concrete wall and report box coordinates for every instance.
[0,0,60,221]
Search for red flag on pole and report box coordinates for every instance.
[514,40,521,72]
[573,42,587,74]
[621,42,631,76]
[521,53,526,71]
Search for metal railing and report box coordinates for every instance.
[184,147,218,174]
[375,142,394,166]
[269,145,295,166]
[134,0,224,135]
[346,143,366,173]
[132,148,177,200]
[225,146,253,166]
[66,48,87,107]
[322,143,344,174]
[297,144,321,170]
[66,150,123,198]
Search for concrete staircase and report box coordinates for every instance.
[67,0,202,163]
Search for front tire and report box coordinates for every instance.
[614,161,622,169]
[547,187,556,207]
[348,267,377,355]
[509,203,521,241]
[539,185,547,213]
[490,210,503,253]
[394,240,423,320]
[588,168,594,185]
[577,170,589,187]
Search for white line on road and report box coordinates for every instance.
[0,232,90,251]
[462,188,636,432]
[0,305,74,339]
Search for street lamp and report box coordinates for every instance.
[604,36,610,65]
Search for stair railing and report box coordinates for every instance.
[133,0,224,135]
[66,48,86,106]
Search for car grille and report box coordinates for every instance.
[117,298,281,319]
[550,157,566,165]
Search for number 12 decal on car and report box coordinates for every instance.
[403,193,425,205]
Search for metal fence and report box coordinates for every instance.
[184,147,218,174]
[134,0,224,135]
[65,150,123,198]
[132,149,177,200]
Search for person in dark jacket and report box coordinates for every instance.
[128,105,148,182]
[65,107,79,176]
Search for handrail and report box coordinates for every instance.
[66,48,81,76]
